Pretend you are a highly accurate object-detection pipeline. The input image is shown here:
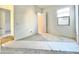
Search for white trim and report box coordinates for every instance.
[75,5,79,44]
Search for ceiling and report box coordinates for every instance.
[36,5,72,9]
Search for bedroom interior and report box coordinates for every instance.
[0,5,79,54]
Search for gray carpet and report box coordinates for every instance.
[1,47,79,54]
[0,33,77,54]
[18,33,75,42]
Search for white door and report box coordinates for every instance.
[37,12,46,33]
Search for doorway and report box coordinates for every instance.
[0,9,11,36]
[37,12,46,33]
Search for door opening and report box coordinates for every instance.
[37,12,46,33]
[0,9,11,36]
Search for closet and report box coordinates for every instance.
[0,9,11,36]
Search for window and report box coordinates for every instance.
[57,7,70,25]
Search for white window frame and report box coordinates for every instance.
[57,7,70,26]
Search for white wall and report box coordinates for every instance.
[45,5,76,39]
[14,5,38,40]
[14,5,76,40]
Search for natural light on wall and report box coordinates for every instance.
[57,7,70,25]
[57,7,70,17]
[37,12,46,33]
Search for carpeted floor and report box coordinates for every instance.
[0,33,78,54]
[1,47,79,54]
[19,33,75,42]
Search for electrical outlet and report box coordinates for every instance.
[30,31,32,32]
